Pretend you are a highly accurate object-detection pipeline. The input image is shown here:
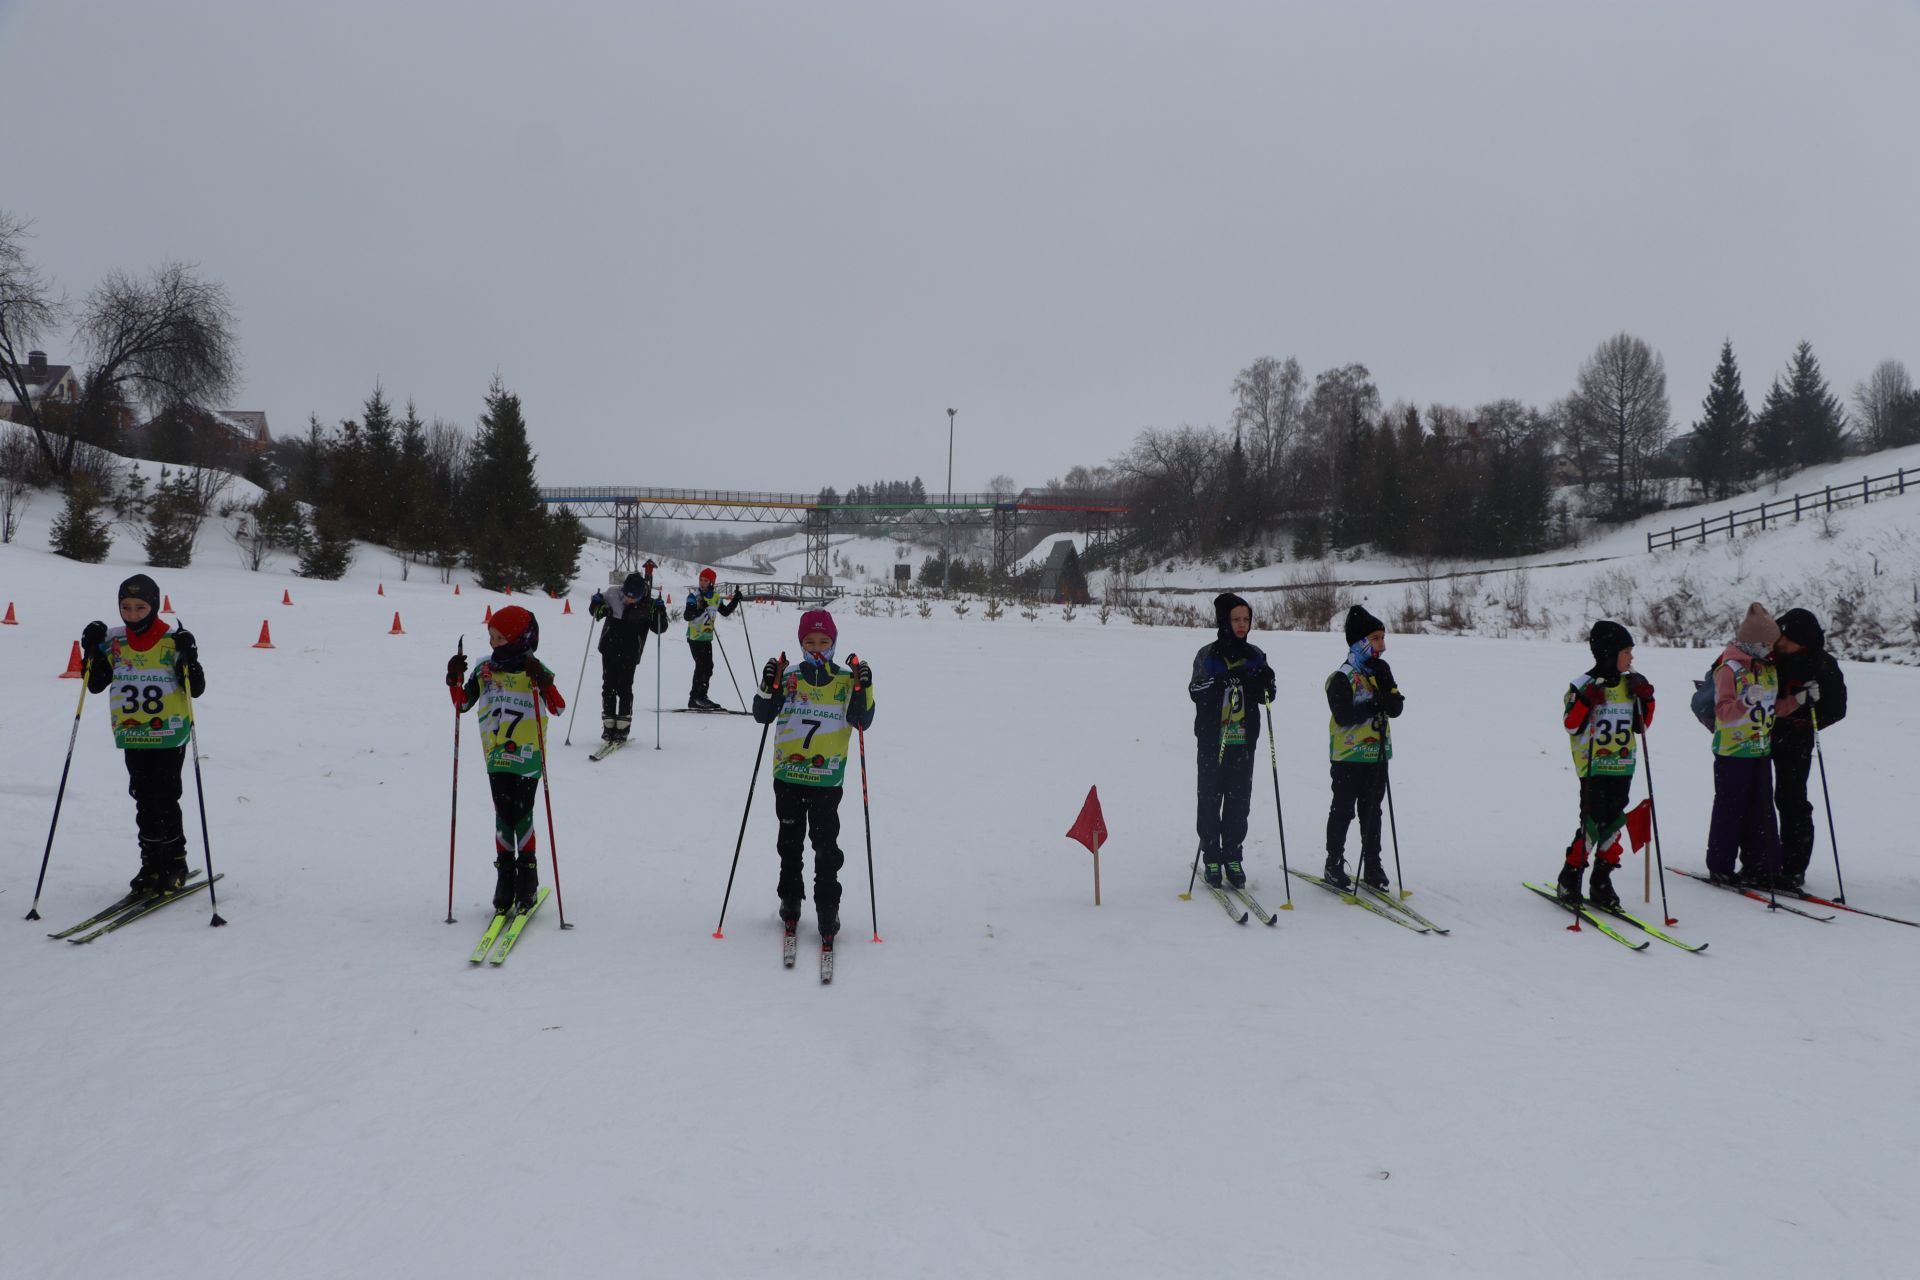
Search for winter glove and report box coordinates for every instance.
[540,683,566,714]
[170,628,199,669]
[851,660,873,689]
[1579,681,1611,708]
[81,620,107,653]
[1800,680,1820,706]
[730,588,743,605]
[762,657,784,691]
[1202,653,1229,678]
[589,592,608,619]
[1253,665,1277,703]
[1347,639,1375,672]
[447,653,469,687]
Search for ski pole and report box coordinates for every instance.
[740,597,757,674]
[564,617,600,746]
[530,671,571,929]
[447,637,463,923]
[1379,733,1406,899]
[25,671,90,921]
[1812,706,1845,903]
[176,627,226,927]
[1262,694,1293,908]
[1636,706,1676,926]
[714,626,747,712]
[714,652,783,938]
[850,654,880,942]
[654,594,664,750]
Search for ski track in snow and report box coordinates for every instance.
[4,507,1919,1279]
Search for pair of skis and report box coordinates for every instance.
[587,739,629,763]
[46,872,223,945]
[469,887,551,965]
[1285,868,1450,934]
[1200,881,1278,926]
[1522,882,1707,952]
[783,920,836,983]
[1667,867,1836,921]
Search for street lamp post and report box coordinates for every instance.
[946,408,956,506]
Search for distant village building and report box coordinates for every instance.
[0,350,80,421]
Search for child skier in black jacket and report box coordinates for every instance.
[1187,592,1275,889]
[1322,605,1404,891]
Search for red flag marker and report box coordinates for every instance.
[1066,785,1108,905]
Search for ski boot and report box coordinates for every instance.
[817,906,839,940]
[699,696,725,712]
[1588,858,1622,912]
[779,897,803,925]
[1203,862,1224,889]
[1322,855,1352,891]
[1781,868,1806,891]
[1225,861,1246,890]
[687,695,702,710]
[612,716,631,742]
[1707,867,1742,887]
[492,857,516,913]
[600,715,619,744]
[1740,866,1777,891]
[1555,859,1584,903]
[1359,854,1391,892]
[514,851,540,913]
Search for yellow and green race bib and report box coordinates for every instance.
[1568,678,1637,777]
[475,668,544,776]
[1712,659,1778,759]
[773,668,861,788]
[1328,664,1390,763]
[106,631,194,750]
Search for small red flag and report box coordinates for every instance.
[1066,786,1107,855]
[1625,798,1653,854]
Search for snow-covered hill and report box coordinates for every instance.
[5,490,1918,1276]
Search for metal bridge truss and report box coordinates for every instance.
[540,486,1129,586]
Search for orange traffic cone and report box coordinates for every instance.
[562,598,573,615]
[161,595,175,613]
[377,583,385,596]
[60,640,84,677]
[253,621,275,649]
[2,601,17,625]
[281,589,293,606]
[454,583,461,595]
[504,585,513,596]
[389,611,405,635]
[483,604,494,624]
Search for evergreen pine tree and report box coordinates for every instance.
[465,377,550,592]
[360,386,398,544]
[1751,377,1795,479]
[297,505,356,579]
[1782,340,1848,466]
[1687,339,1753,498]
[50,478,114,562]
[141,471,200,567]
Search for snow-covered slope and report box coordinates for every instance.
[5,513,1918,1276]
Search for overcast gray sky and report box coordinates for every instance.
[5,0,1917,493]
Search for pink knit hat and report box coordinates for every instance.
[797,609,837,644]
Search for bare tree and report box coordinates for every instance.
[1568,333,1669,510]
[1853,359,1915,450]
[987,473,1018,499]
[0,211,68,472]
[75,261,238,445]
[1230,355,1306,499]
[1302,363,1379,506]
[1,424,35,542]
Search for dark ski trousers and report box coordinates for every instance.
[1195,742,1255,861]
[1771,729,1817,879]
[1327,760,1387,860]
[774,779,844,918]
[1706,755,1782,879]
[600,648,641,720]
[124,746,188,866]
[688,639,714,701]
[488,772,541,864]
[1571,774,1634,863]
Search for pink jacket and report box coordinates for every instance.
[1713,643,1804,727]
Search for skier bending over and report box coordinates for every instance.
[1556,620,1654,910]
[589,562,668,744]
[752,610,874,942]
[1186,592,1275,889]
[79,573,206,894]
[447,605,566,913]
[1323,605,1404,891]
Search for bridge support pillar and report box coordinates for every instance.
[804,507,832,597]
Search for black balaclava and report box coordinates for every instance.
[119,573,161,636]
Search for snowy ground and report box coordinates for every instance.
[5,500,1920,1279]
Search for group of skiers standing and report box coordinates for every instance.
[1187,590,1849,910]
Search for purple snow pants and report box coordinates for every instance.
[1705,756,1782,879]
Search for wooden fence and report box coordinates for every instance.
[1647,466,1915,551]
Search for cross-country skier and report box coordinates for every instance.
[684,567,742,710]
[589,561,668,744]
[1771,607,1847,890]
[446,605,566,912]
[1555,620,1655,909]
[1323,604,1404,891]
[1187,592,1275,889]
[78,573,205,894]
[751,610,874,942]
[1703,603,1813,887]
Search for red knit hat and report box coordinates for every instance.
[699,567,717,584]
[797,609,837,644]
[490,605,537,648]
